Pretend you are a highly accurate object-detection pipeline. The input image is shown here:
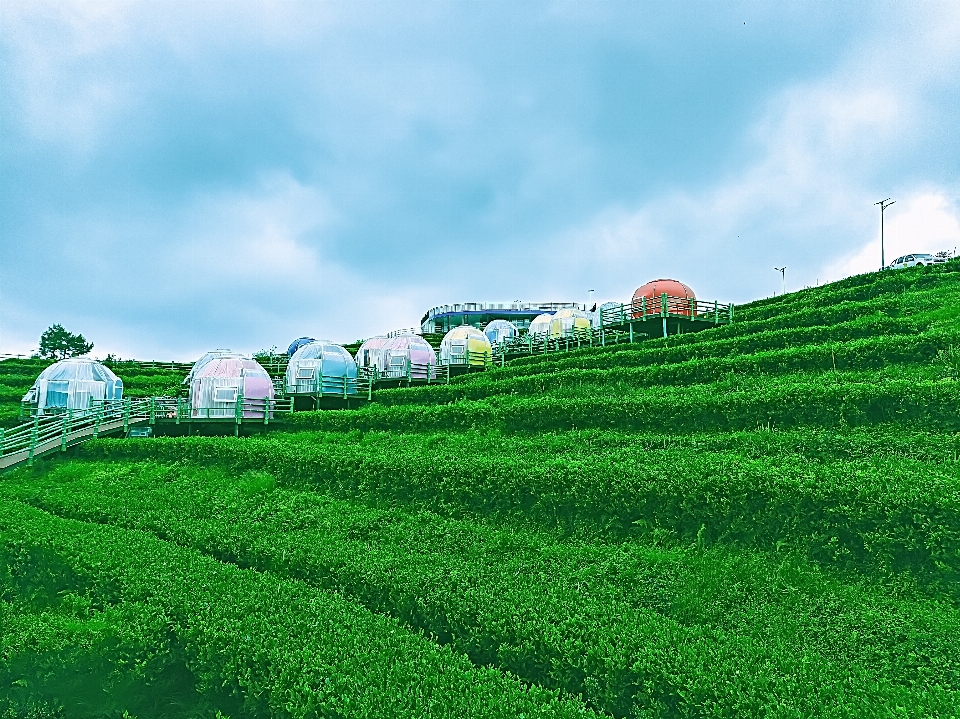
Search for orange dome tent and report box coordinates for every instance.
[631,279,696,318]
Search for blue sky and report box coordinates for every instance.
[2,1,959,360]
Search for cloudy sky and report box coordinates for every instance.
[2,1,959,360]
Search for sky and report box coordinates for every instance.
[2,1,959,360]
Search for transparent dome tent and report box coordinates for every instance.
[440,326,492,367]
[188,352,274,419]
[483,319,518,346]
[287,337,316,358]
[285,341,358,397]
[553,308,593,336]
[378,335,437,380]
[183,349,243,385]
[21,358,123,415]
[528,313,555,336]
[528,309,591,338]
[354,337,389,371]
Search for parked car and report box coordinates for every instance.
[886,253,947,270]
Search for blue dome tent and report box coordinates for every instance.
[287,337,316,358]
[285,340,358,396]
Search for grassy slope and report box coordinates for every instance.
[4,262,960,717]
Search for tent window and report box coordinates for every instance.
[451,345,464,355]
[390,356,405,366]
[214,387,238,403]
[296,367,315,380]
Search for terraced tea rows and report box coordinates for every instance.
[4,262,960,716]
[3,459,958,717]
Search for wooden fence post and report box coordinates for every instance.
[28,414,40,465]
[61,409,72,452]
[234,386,244,437]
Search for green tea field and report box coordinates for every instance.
[4,262,960,717]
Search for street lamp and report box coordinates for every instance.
[875,198,895,270]
[774,266,786,296]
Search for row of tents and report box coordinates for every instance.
[19,280,701,418]
[19,308,596,418]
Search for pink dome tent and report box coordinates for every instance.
[378,335,437,380]
[188,353,274,419]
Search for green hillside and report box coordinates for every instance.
[3,262,960,717]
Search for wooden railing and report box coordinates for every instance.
[284,373,376,401]
[368,361,450,386]
[2,395,299,470]
[255,354,289,378]
[438,349,492,369]
[599,294,734,326]
[491,326,638,363]
[1,398,152,469]
[103,359,195,373]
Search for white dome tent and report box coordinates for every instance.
[355,337,389,372]
[528,309,591,338]
[528,313,555,336]
[21,358,123,416]
[285,341,358,398]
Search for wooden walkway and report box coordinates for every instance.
[1,396,295,471]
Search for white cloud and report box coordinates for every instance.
[538,2,960,302]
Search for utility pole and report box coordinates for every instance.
[875,198,895,270]
[774,266,786,296]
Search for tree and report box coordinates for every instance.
[38,324,94,361]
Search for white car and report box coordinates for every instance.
[887,253,947,270]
